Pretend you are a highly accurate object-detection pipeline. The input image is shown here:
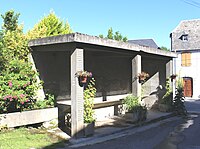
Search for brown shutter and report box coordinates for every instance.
[181,52,191,66]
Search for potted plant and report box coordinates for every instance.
[75,70,92,87]
[83,77,96,136]
[138,71,149,83]
[123,95,147,122]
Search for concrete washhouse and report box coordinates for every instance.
[28,32,176,138]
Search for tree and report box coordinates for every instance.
[99,27,128,42]
[160,46,170,51]
[27,11,73,39]
[0,10,40,113]
[1,10,20,32]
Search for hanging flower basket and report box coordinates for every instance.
[170,74,177,82]
[138,71,149,83]
[75,70,92,87]
[80,76,88,83]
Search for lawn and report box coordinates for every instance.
[0,127,67,149]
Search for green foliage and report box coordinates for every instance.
[0,10,74,114]
[27,11,73,39]
[123,95,140,112]
[0,10,41,113]
[2,26,29,61]
[160,46,170,51]
[34,94,55,109]
[0,59,41,113]
[84,78,96,123]
[1,10,20,32]
[160,78,173,107]
[0,128,66,149]
[99,27,128,42]
[123,95,147,121]
[107,27,114,39]
[173,87,187,116]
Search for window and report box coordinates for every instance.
[179,34,188,41]
[181,52,191,66]
[182,35,188,41]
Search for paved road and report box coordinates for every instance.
[67,118,184,149]
[155,114,199,149]
[60,99,200,149]
[185,99,200,113]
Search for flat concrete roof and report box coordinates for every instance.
[28,32,177,58]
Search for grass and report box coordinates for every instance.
[0,127,67,149]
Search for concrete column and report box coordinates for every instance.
[71,48,84,138]
[166,60,173,78]
[172,58,176,99]
[132,55,142,98]
[166,59,174,98]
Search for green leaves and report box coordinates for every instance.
[99,27,128,42]
[123,95,140,112]
[27,11,73,39]
[83,78,96,123]
[1,10,20,32]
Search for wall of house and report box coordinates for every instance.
[171,22,200,51]
[176,50,200,98]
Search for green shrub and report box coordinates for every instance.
[83,78,96,123]
[160,78,173,107]
[34,94,55,109]
[0,59,41,113]
[123,95,140,112]
[173,79,187,116]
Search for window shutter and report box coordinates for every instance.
[181,52,191,67]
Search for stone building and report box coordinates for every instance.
[170,19,200,98]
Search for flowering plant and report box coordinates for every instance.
[75,70,92,78]
[138,71,149,81]
[0,60,41,113]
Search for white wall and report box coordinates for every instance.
[175,51,200,98]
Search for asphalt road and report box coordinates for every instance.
[67,118,184,149]
[57,99,200,149]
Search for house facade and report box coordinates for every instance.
[171,19,200,99]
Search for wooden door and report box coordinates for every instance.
[183,77,193,97]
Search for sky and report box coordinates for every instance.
[0,0,200,49]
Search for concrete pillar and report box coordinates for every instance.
[166,59,174,98]
[172,58,176,99]
[132,55,142,98]
[166,60,173,78]
[71,48,84,138]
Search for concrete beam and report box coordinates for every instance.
[132,55,142,98]
[71,48,84,138]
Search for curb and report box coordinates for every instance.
[69,113,176,148]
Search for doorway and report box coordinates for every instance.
[183,77,193,97]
